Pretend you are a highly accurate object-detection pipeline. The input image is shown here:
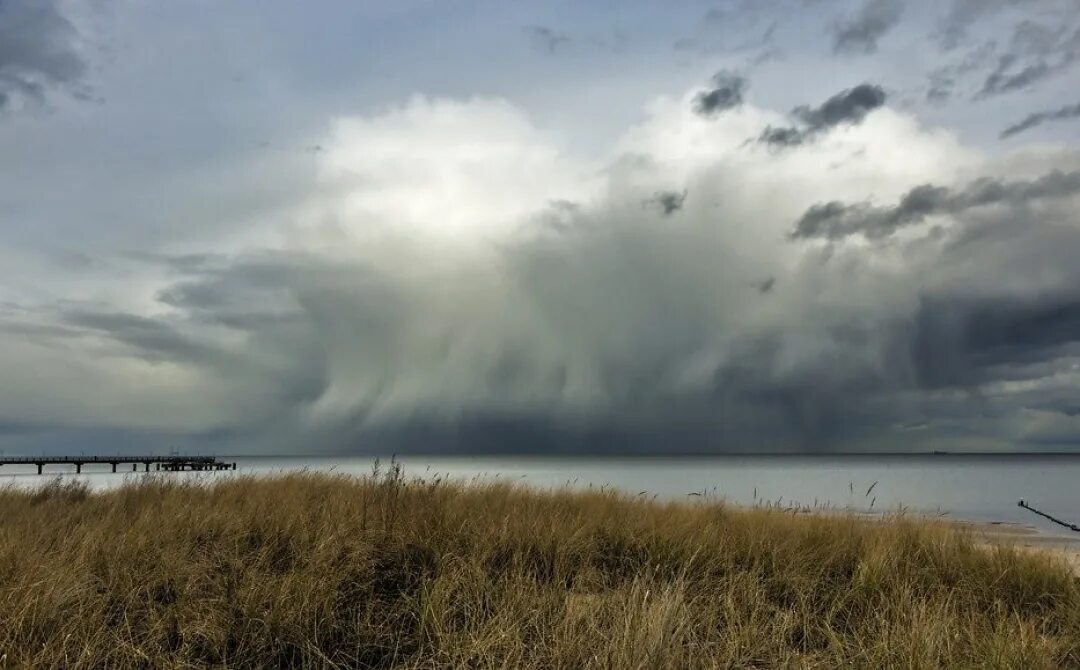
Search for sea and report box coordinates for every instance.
[3,454,1080,534]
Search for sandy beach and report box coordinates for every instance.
[959,520,1080,576]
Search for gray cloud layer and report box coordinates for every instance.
[1001,102,1080,138]
[935,0,1014,50]
[0,0,89,110]
[976,22,1080,98]
[832,0,904,55]
[647,190,687,215]
[792,170,1080,240]
[524,26,570,54]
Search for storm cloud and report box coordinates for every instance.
[7,92,1078,454]
[3,1,1080,455]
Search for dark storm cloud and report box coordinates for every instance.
[713,223,1080,449]
[759,84,886,148]
[325,412,800,456]
[909,294,1080,389]
[693,71,747,116]
[962,299,1080,364]
[832,0,905,55]
[380,273,1080,455]
[791,169,1080,239]
[1000,102,1080,138]
[308,332,908,454]
[524,26,570,54]
[0,0,90,110]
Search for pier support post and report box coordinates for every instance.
[145,462,150,472]
[37,463,43,475]
[75,463,82,474]
[132,463,137,471]
[111,463,117,473]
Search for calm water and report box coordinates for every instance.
[4,454,1080,534]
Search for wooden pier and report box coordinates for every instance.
[0,455,236,475]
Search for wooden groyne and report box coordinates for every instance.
[1018,500,1080,532]
[0,456,236,475]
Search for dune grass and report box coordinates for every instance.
[0,467,1078,668]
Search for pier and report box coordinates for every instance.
[0,455,236,475]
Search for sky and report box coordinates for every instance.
[1,0,1079,455]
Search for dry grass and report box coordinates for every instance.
[1,467,1079,668]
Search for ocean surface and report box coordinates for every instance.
[4,454,1080,534]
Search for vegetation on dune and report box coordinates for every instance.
[1,468,1079,668]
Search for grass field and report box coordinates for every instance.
[1,466,1078,668]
